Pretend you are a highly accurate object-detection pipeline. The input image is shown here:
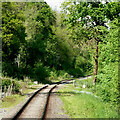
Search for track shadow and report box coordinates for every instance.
[50,91,81,97]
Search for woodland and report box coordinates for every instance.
[2,1,120,109]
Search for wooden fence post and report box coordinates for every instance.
[4,85,6,97]
[0,85,2,99]
[7,85,11,96]
[9,85,13,96]
[73,80,75,87]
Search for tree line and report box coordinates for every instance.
[2,2,92,82]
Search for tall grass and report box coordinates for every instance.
[58,84,118,118]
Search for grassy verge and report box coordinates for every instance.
[58,81,118,118]
[22,84,43,94]
[75,76,93,90]
[1,84,43,110]
[2,94,26,109]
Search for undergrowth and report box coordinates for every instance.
[58,83,118,118]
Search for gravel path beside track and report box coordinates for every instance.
[46,84,69,118]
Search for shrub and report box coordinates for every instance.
[49,70,58,80]
[33,62,50,83]
[13,81,21,93]
[96,63,118,107]
[2,78,12,87]
[2,77,21,93]
[95,21,119,109]
[57,70,69,79]
[2,78,12,92]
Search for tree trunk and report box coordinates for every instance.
[93,40,99,85]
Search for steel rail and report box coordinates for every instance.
[11,85,48,120]
[10,78,76,120]
[41,84,57,120]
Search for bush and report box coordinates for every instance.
[95,21,119,108]
[96,63,118,107]
[13,81,21,93]
[69,56,93,77]
[57,70,69,79]
[48,69,70,81]
[2,78,12,87]
[2,78,12,92]
[33,62,50,83]
[2,77,21,93]
[49,70,58,80]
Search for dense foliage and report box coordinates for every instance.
[2,77,21,93]
[2,2,92,82]
[96,19,119,107]
[2,3,26,78]
[2,1,119,108]
[60,1,119,108]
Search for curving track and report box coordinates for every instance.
[9,78,76,120]
[11,84,57,120]
[2,77,91,120]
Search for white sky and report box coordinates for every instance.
[44,0,66,11]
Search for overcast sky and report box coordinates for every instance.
[44,0,65,11]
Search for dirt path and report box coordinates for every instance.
[46,84,69,118]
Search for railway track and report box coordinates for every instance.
[51,78,74,84]
[51,76,91,84]
[7,78,76,120]
[3,77,90,120]
[10,84,57,120]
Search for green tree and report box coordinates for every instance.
[61,1,120,84]
[2,2,26,78]
[96,19,119,106]
[20,2,57,82]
